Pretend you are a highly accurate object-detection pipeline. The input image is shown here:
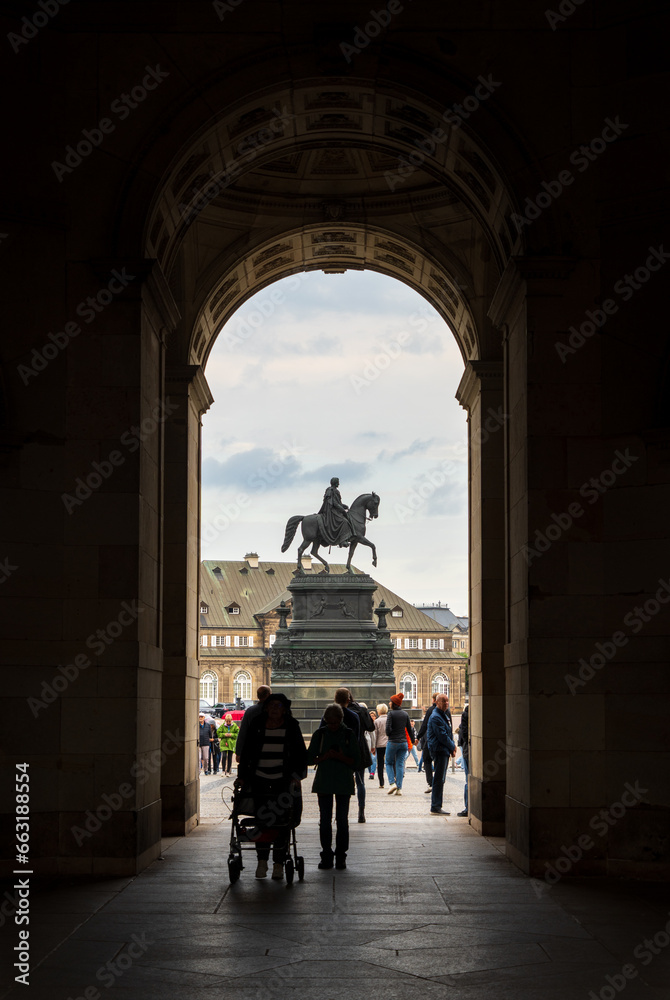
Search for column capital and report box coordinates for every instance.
[456,361,503,412]
[488,255,579,332]
[165,365,214,417]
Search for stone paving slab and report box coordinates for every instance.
[1,792,669,1000]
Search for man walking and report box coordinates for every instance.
[427,694,456,815]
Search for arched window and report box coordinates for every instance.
[432,672,450,696]
[233,670,252,701]
[199,671,218,703]
[399,672,417,706]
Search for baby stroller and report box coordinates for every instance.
[227,779,305,884]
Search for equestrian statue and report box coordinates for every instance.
[281,476,380,574]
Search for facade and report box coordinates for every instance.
[5,4,669,880]
[199,555,467,710]
[416,603,470,655]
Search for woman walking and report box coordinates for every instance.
[217,713,239,775]
[373,704,389,788]
[307,703,361,870]
[384,693,413,795]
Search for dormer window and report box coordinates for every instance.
[391,606,403,618]
[228,606,240,615]
[200,602,209,614]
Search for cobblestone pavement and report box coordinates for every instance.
[200,760,467,821]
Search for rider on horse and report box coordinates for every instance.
[318,477,355,547]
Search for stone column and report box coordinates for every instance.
[456,360,506,835]
[489,256,602,875]
[161,364,213,835]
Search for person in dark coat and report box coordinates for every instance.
[457,703,469,817]
[417,694,438,790]
[347,691,375,823]
[237,692,307,881]
[427,693,456,815]
[308,703,362,870]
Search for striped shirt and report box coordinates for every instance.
[255,726,286,780]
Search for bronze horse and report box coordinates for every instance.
[281,492,380,574]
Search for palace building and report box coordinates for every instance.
[199,555,467,710]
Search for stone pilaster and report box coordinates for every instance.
[456,359,505,835]
[161,364,213,835]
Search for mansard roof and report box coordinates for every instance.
[200,560,449,632]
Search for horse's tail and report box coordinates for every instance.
[281,515,304,552]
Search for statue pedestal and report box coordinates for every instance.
[271,572,395,735]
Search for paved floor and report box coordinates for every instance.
[2,768,669,999]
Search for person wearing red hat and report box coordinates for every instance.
[384,692,413,794]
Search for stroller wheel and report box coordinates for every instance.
[228,857,241,883]
[285,856,295,885]
[296,856,305,881]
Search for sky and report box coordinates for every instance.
[200,269,469,614]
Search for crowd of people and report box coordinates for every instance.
[197,684,469,878]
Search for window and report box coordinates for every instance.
[234,635,254,647]
[404,638,422,649]
[200,602,209,614]
[399,672,417,706]
[200,634,208,646]
[233,671,252,700]
[199,671,218,702]
[391,606,403,617]
[228,606,240,614]
[395,637,402,649]
[428,638,443,649]
[212,635,230,646]
[269,634,276,645]
[432,673,450,696]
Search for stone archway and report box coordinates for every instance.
[150,78,516,842]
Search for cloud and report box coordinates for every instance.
[298,460,370,484]
[202,447,301,491]
[377,439,435,463]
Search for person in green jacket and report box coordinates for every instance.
[307,703,361,870]
[217,714,240,776]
